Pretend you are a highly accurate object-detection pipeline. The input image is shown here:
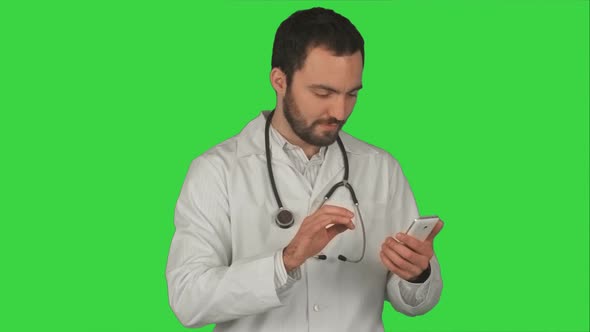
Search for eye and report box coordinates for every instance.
[314,91,331,98]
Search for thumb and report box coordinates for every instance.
[426,220,444,242]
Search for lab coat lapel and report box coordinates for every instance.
[237,111,295,167]
[237,111,310,199]
[310,139,345,203]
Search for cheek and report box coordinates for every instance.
[342,97,357,118]
[298,92,327,115]
[347,98,357,111]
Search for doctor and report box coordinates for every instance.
[166,7,443,332]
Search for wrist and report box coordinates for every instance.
[408,264,431,284]
[282,246,301,272]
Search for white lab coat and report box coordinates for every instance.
[166,112,442,331]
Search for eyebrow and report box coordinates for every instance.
[308,84,363,94]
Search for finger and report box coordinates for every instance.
[381,242,423,276]
[380,251,414,281]
[394,232,422,248]
[379,250,397,273]
[381,236,398,249]
[325,224,349,241]
[389,240,429,270]
[425,220,444,242]
[301,213,352,232]
[312,215,355,232]
[395,232,434,257]
[394,232,432,255]
[317,205,354,218]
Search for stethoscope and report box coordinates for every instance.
[265,111,367,263]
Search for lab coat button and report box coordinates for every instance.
[313,304,320,312]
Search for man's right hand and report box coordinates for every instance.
[282,205,355,272]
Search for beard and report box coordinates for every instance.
[283,88,345,147]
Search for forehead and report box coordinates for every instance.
[293,46,363,89]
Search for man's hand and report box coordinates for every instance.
[283,205,355,272]
[380,220,443,282]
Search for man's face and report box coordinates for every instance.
[282,46,363,147]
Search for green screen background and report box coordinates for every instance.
[1,1,588,331]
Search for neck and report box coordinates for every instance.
[270,109,320,159]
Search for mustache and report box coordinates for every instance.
[315,118,345,126]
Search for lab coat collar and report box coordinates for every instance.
[237,111,380,205]
[236,111,378,158]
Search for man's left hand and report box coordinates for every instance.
[379,220,443,282]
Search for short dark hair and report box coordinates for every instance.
[271,7,365,86]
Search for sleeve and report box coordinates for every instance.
[383,155,443,316]
[166,156,287,328]
[273,249,301,301]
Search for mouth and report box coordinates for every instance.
[316,119,343,129]
[317,123,341,133]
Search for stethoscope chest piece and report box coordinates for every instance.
[275,208,294,229]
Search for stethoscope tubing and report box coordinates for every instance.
[264,111,367,262]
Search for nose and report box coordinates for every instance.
[329,95,354,122]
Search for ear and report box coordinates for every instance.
[270,67,287,96]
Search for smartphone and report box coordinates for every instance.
[404,216,440,241]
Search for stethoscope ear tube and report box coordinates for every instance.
[265,111,285,211]
[266,111,295,229]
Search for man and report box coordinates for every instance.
[166,7,443,331]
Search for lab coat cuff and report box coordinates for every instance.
[399,276,430,305]
[274,249,301,290]
[396,263,435,307]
